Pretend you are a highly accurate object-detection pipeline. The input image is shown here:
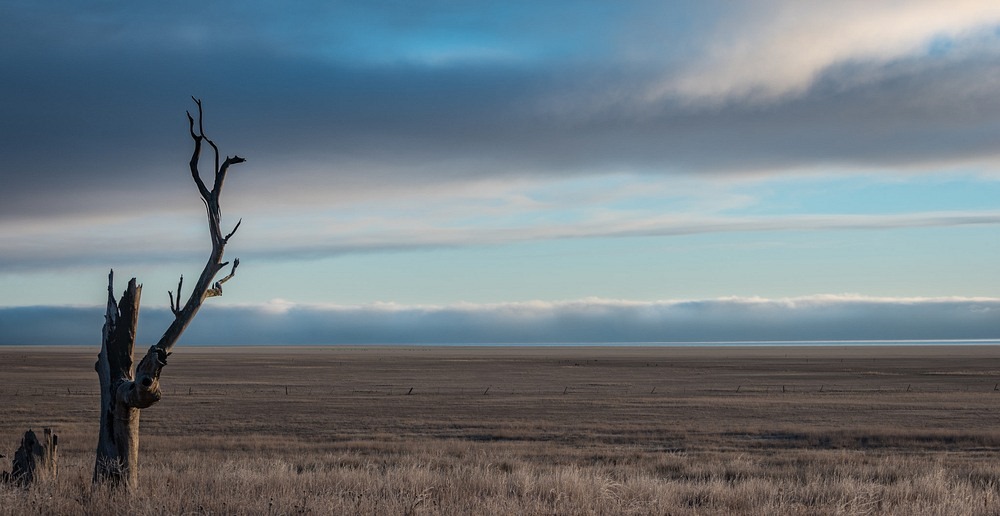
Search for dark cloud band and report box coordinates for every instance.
[2,297,997,346]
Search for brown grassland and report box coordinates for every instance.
[3,345,1000,515]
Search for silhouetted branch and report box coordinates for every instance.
[155,98,245,354]
[224,218,242,243]
[168,275,183,317]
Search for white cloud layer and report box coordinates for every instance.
[2,295,997,346]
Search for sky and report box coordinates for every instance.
[2,1,1000,345]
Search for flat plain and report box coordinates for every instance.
[3,345,1000,514]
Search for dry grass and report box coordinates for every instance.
[3,345,1000,514]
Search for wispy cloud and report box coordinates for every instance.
[4,172,999,271]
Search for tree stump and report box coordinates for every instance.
[4,428,58,486]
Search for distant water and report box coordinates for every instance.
[417,339,1000,347]
[174,339,1000,347]
[5,339,1000,347]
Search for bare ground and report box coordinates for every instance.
[3,345,1000,514]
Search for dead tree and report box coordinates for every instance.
[94,98,244,488]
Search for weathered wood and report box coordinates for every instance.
[92,98,244,489]
[153,97,243,358]
[94,272,142,486]
[4,428,58,486]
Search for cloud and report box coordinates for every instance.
[652,0,1000,102]
[2,295,998,346]
[3,2,1000,226]
[5,182,1000,272]
[3,0,1000,293]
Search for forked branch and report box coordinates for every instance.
[206,258,239,298]
[152,98,245,357]
[167,275,183,316]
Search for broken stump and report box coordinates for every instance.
[4,428,58,486]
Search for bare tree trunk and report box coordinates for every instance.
[92,98,244,489]
[93,273,146,486]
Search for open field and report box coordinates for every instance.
[3,345,1000,514]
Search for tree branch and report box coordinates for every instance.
[153,98,245,355]
[167,275,183,317]
[224,218,242,243]
[206,258,239,298]
[215,156,245,196]
[186,109,211,201]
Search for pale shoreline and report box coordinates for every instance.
[3,337,999,351]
